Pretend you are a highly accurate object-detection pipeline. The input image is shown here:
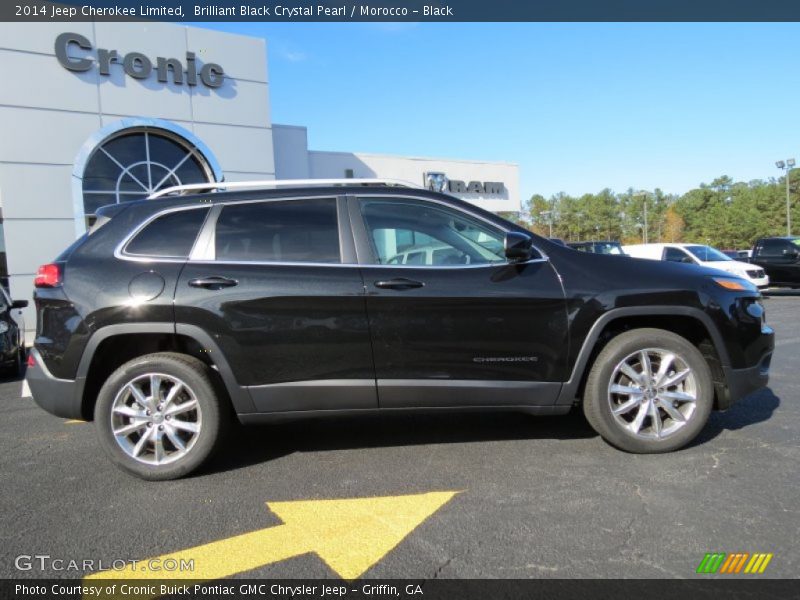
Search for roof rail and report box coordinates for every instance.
[147,178,422,199]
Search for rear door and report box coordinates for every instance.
[174,196,377,413]
[349,194,568,409]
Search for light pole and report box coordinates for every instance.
[644,199,648,244]
[540,210,553,237]
[776,159,796,236]
[635,191,649,243]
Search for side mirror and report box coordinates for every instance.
[11,300,28,309]
[504,232,533,261]
[682,256,695,264]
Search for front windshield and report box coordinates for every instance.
[685,245,731,262]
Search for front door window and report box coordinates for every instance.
[359,198,507,266]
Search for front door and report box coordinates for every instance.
[350,195,568,408]
[175,196,377,413]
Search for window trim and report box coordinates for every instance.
[348,193,548,269]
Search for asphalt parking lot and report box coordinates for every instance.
[1,297,798,581]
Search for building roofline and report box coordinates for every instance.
[272,124,309,131]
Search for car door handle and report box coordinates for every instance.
[374,278,425,290]
[188,276,238,290]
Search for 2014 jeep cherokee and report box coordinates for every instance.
[26,180,775,480]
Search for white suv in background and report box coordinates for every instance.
[623,243,769,288]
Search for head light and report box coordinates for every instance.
[711,277,756,292]
[0,322,8,334]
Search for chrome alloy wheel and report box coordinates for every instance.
[607,348,697,440]
[110,373,202,465]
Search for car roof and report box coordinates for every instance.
[95,185,490,221]
[94,184,538,243]
[625,243,711,249]
[624,243,667,249]
[98,185,484,213]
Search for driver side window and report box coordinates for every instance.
[359,198,507,266]
[664,247,692,263]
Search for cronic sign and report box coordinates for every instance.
[55,32,225,89]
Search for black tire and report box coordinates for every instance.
[94,352,228,480]
[1,343,24,379]
[583,328,714,453]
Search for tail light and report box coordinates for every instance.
[26,354,35,367]
[34,263,62,288]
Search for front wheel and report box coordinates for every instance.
[95,352,227,480]
[583,328,714,453]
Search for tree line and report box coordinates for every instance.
[504,171,799,250]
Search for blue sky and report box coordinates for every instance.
[197,22,800,200]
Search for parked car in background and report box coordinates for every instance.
[722,249,752,260]
[750,237,800,287]
[387,240,501,266]
[568,241,627,255]
[0,287,27,378]
[623,243,769,288]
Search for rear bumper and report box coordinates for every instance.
[26,348,83,419]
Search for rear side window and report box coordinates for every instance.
[215,198,340,263]
[125,207,209,258]
[759,239,793,257]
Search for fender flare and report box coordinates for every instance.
[75,323,255,414]
[555,306,730,405]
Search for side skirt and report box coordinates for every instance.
[245,379,563,413]
[238,404,572,425]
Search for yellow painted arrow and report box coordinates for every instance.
[85,491,458,585]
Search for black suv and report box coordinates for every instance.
[27,182,775,480]
[750,236,800,287]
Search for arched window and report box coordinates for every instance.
[81,127,216,219]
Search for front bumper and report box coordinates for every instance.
[26,347,83,419]
[717,327,774,410]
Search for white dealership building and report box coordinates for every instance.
[0,22,520,341]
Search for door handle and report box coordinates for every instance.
[374,278,424,290]
[188,276,238,290]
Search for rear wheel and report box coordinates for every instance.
[95,352,227,480]
[583,328,714,453]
